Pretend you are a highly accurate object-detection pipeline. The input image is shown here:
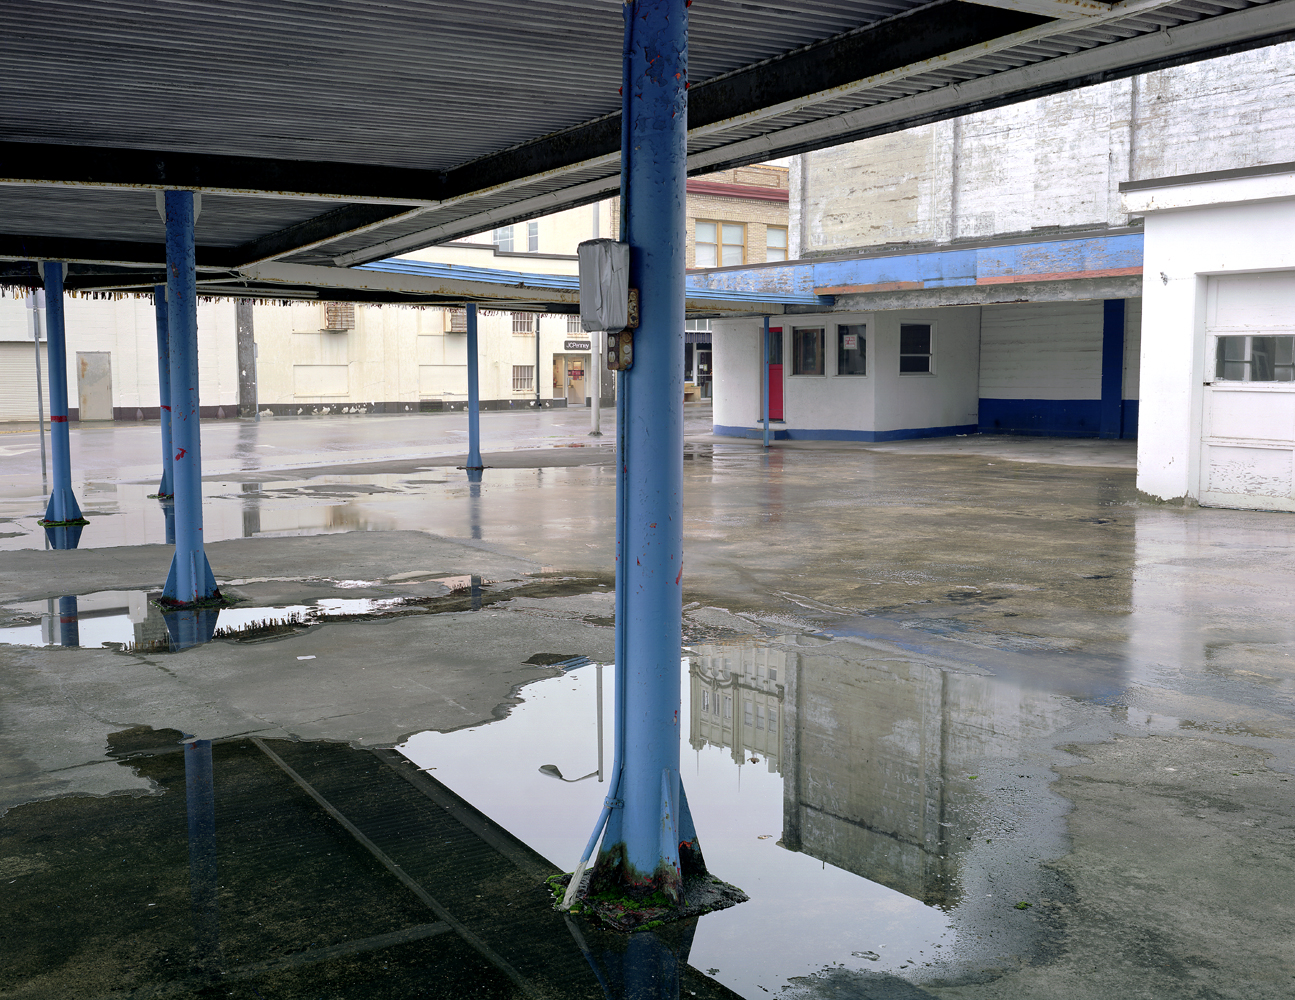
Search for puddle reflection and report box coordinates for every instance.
[400,636,1070,996]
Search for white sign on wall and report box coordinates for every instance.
[842,334,858,350]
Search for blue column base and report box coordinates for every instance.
[162,550,221,607]
[40,487,86,526]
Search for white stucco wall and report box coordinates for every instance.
[713,307,979,439]
[1131,188,1295,501]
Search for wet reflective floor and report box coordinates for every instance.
[2,410,1293,999]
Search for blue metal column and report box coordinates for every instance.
[153,285,174,498]
[762,316,771,449]
[466,303,483,469]
[38,262,86,526]
[1099,299,1126,440]
[593,0,692,901]
[162,191,219,605]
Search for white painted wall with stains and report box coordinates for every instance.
[789,43,1295,260]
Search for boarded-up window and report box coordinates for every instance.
[294,365,348,397]
[323,302,355,331]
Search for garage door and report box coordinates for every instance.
[1199,271,1295,511]
[0,341,48,421]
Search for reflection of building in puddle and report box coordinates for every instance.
[691,635,1065,908]
[689,643,785,772]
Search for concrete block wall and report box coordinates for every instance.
[789,43,1295,260]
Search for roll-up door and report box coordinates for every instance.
[0,342,48,421]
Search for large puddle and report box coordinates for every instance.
[401,633,1074,998]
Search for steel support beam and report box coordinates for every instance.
[465,304,483,471]
[36,262,86,527]
[586,0,697,905]
[161,190,219,606]
[153,285,174,498]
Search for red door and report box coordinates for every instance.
[767,327,784,421]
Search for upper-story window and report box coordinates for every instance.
[492,226,514,252]
[527,221,539,252]
[695,221,745,267]
[766,227,788,262]
[447,308,468,333]
[512,312,534,335]
[323,302,355,331]
[567,313,582,333]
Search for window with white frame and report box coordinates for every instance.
[685,318,712,333]
[744,701,753,726]
[527,221,539,252]
[900,323,933,374]
[567,313,582,333]
[768,706,777,733]
[837,324,866,376]
[512,312,534,335]
[766,226,788,262]
[512,365,535,392]
[1215,335,1295,381]
[492,226,514,252]
[447,308,468,333]
[792,327,825,375]
[694,221,745,267]
[701,690,709,713]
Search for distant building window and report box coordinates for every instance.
[512,365,535,392]
[492,226,514,252]
[527,221,539,252]
[837,324,866,376]
[768,666,776,682]
[768,707,777,733]
[1216,335,1295,381]
[685,319,712,333]
[744,701,753,726]
[448,308,468,333]
[567,313,582,333]
[723,696,732,720]
[766,227,788,262]
[694,221,745,268]
[792,327,825,376]
[702,690,709,713]
[900,323,933,374]
[512,312,534,335]
[755,704,765,730]
[323,302,355,331]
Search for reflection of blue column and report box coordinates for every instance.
[153,285,174,498]
[590,0,695,902]
[183,737,222,975]
[161,191,219,606]
[57,595,80,647]
[466,303,483,470]
[39,262,86,526]
[164,606,221,651]
[467,466,483,540]
[43,523,84,551]
[570,920,697,1000]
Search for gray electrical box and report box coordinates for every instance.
[578,239,630,333]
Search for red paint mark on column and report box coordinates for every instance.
[161,405,170,412]
[175,448,187,460]
[675,565,682,585]
[50,415,67,423]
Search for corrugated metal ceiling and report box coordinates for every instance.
[2,0,1293,280]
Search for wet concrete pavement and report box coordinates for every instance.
[1,408,1293,999]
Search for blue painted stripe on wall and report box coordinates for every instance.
[978,398,1144,438]
[714,423,978,443]
[1122,399,1138,439]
